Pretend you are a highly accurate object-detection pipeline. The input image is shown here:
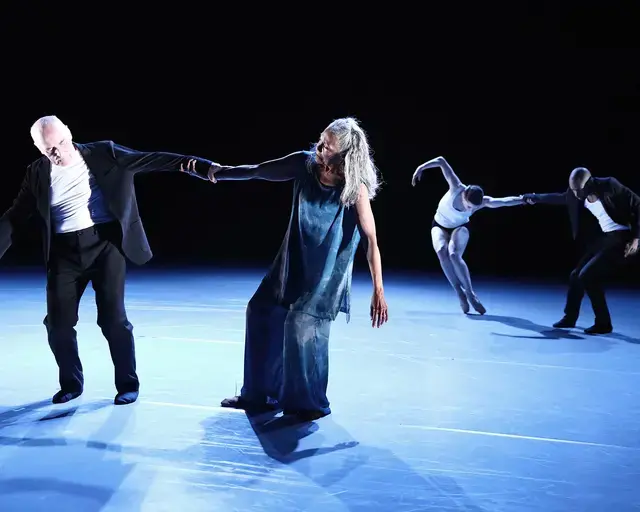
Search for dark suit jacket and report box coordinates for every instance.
[0,140,212,266]
[529,177,640,240]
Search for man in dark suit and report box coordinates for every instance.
[0,115,214,405]
[524,167,639,334]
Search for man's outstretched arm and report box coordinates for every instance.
[523,189,570,205]
[107,141,214,180]
[0,167,37,260]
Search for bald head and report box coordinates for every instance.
[569,167,593,200]
[30,115,77,166]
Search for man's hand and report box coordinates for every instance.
[370,287,388,328]
[522,193,537,205]
[624,238,639,258]
[179,159,219,183]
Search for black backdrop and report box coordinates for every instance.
[2,5,639,285]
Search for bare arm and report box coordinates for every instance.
[480,195,525,209]
[108,141,214,180]
[0,167,37,260]
[210,152,309,182]
[412,156,462,189]
[355,184,388,327]
[355,184,383,292]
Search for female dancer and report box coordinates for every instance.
[412,156,525,314]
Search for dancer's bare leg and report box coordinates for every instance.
[431,227,469,313]
[448,227,486,314]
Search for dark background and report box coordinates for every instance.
[2,4,639,285]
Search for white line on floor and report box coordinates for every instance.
[401,424,639,450]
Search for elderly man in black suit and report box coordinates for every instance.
[524,167,639,334]
[0,115,214,405]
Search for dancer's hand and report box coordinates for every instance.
[624,238,639,258]
[522,193,537,205]
[180,158,197,175]
[207,164,220,183]
[411,165,425,187]
[370,287,388,328]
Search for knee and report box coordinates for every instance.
[435,246,449,261]
[448,247,462,261]
[96,311,131,332]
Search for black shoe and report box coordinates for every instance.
[220,395,277,412]
[52,389,82,404]
[553,317,576,328]
[584,324,613,335]
[114,391,138,405]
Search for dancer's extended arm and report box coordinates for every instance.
[523,190,569,205]
[0,166,37,260]
[481,195,525,208]
[207,152,309,183]
[412,156,462,189]
[107,141,213,180]
[355,184,388,328]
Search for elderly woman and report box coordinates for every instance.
[199,117,388,421]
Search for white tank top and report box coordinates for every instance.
[434,187,475,229]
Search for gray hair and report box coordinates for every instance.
[323,117,381,207]
[30,115,72,148]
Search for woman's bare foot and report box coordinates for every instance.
[467,293,486,315]
[456,288,470,314]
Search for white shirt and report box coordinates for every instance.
[584,198,629,233]
[434,187,475,229]
[49,155,115,233]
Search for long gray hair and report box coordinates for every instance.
[312,117,381,207]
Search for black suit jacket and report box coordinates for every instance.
[0,140,212,266]
[529,177,640,240]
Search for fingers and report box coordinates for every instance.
[370,303,389,328]
[180,159,197,174]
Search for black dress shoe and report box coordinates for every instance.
[114,391,138,405]
[52,390,82,404]
[552,317,577,328]
[584,324,613,335]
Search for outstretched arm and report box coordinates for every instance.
[209,151,308,183]
[108,141,214,180]
[0,167,37,260]
[523,190,569,205]
[481,195,525,209]
[355,184,388,328]
[412,156,462,189]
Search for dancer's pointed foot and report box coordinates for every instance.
[456,288,470,314]
[468,294,486,315]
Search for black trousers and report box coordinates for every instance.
[564,230,631,326]
[44,222,139,393]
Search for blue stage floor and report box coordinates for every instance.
[0,268,638,511]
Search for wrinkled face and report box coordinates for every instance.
[36,124,76,166]
[315,131,343,174]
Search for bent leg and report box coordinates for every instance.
[448,227,485,314]
[44,253,88,396]
[431,226,469,313]
[278,310,332,418]
[559,243,601,325]
[91,241,139,396]
[577,240,625,328]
